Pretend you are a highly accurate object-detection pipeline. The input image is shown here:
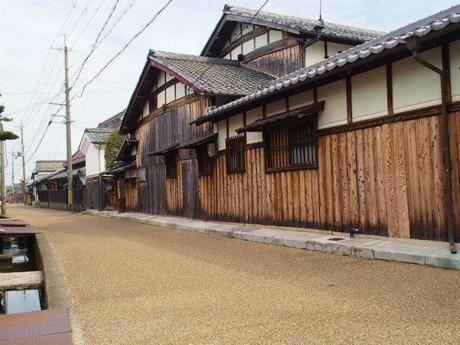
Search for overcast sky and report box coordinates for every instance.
[0,0,458,184]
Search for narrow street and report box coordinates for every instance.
[9,205,460,345]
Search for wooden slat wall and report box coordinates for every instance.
[136,96,212,215]
[244,44,303,77]
[199,112,460,241]
[85,178,101,210]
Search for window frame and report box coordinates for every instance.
[226,134,246,174]
[263,117,318,173]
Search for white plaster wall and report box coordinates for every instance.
[79,136,90,155]
[318,79,347,128]
[166,85,175,103]
[228,113,244,136]
[289,90,314,110]
[255,33,268,49]
[231,23,241,41]
[157,71,166,87]
[142,101,149,118]
[266,99,286,117]
[242,24,253,36]
[305,41,325,67]
[327,42,352,57]
[450,40,460,101]
[86,144,105,177]
[352,66,388,121]
[230,45,242,60]
[176,83,186,99]
[157,90,165,108]
[217,120,227,150]
[245,107,263,144]
[393,47,442,113]
[268,30,283,44]
[165,73,174,82]
[242,39,254,55]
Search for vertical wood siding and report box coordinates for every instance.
[85,178,101,210]
[199,112,460,241]
[136,96,212,216]
[244,44,303,77]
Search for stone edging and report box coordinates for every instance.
[84,210,459,270]
[36,233,85,345]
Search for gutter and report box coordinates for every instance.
[407,37,456,254]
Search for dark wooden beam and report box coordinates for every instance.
[149,60,202,94]
[150,79,179,98]
[346,76,352,124]
[242,37,301,62]
[219,27,269,58]
[442,43,452,103]
[386,64,394,115]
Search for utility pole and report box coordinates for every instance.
[11,151,14,204]
[20,122,26,204]
[52,35,73,210]
[64,36,73,210]
[0,121,5,215]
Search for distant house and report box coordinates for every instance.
[29,160,65,205]
[79,128,114,178]
[31,110,124,211]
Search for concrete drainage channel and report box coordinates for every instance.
[0,218,84,345]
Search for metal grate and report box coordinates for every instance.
[226,134,246,174]
[264,122,317,171]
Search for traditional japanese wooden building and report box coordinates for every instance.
[118,4,460,250]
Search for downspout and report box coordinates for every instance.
[407,38,456,254]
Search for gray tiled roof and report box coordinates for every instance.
[224,5,384,42]
[201,5,460,121]
[149,51,275,96]
[34,160,65,172]
[97,109,125,129]
[85,128,115,144]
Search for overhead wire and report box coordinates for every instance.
[70,0,122,90]
[75,0,174,98]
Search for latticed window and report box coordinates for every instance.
[197,146,213,176]
[226,134,246,174]
[264,121,317,171]
[165,152,177,178]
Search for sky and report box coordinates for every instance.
[0,0,458,185]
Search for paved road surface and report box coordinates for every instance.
[9,205,460,345]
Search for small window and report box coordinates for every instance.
[165,152,177,178]
[197,146,213,176]
[226,134,246,174]
[264,120,317,172]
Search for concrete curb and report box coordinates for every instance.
[83,210,460,270]
[36,233,86,345]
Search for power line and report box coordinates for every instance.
[75,0,174,99]
[70,0,122,90]
[94,0,138,50]
[66,0,93,41]
[69,0,107,49]
[189,0,269,89]
[20,1,78,124]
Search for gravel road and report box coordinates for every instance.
[9,205,460,345]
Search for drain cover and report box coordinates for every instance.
[327,237,345,241]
